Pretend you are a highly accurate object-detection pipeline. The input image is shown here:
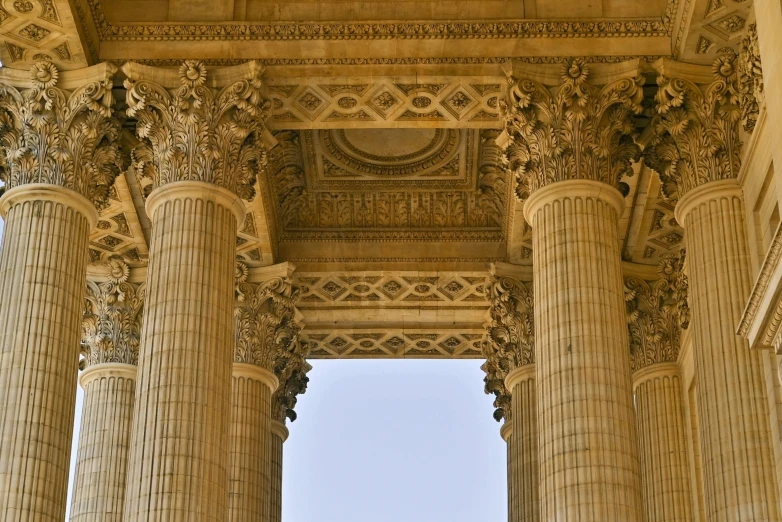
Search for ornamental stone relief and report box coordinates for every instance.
[0,61,122,208]
[481,276,534,422]
[272,340,311,423]
[738,23,763,133]
[304,330,485,359]
[264,128,511,242]
[625,254,690,373]
[81,259,146,368]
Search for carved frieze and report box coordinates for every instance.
[481,276,534,422]
[645,52,742,201]
[272,340,311,423]
[305,330,485,359]
[81,259,145,368]
[0,61,122,208]
[625,254,689,373]
[265,128,510,242]
[738,23,763,133]
[501,58,644,201]
[125,60,270,200]
[234,263,301,370]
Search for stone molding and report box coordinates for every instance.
[631,361,680,391]
[123,60,271,200]
[500,421,513,442]
[145,180,247,225]
[524,178,626,223]
[0,182,98,227]
[0,61,122,209]
[81,259,146,368]
[78,362,137,388]
[645,53,742,202]
[625,254,689,373]
[270,420,290,442]
[505,364,536,391]
[501,58,644,202]
[673,177,742,225]
[232,362,279,392]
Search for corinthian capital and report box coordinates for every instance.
[500,58,644,201]
[81,259,146,368]
[645,53,742,201]
[624,253,689,373]
[481,275,534,422]
[272,340,311,423]
[0,62,122,208]
[234,262,301,371]
[123,60,270,201]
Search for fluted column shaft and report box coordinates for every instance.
[677,180,780,521]
[0,185,96,522]
[506,365,538,522]
[527,179,642,521]
[70,364,137,522]
[228,364,278,522]
[124,181,244,522]
[269,421,289,522]
[633,363,693,522]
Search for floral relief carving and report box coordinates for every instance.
[0,62,122,207]
[272,339,311,423]
[500,58,644,201]
[482,276,534,422]
[645,51,742,201]
[234,264,302,371]
[624,253,689,373]
[126,60,271,200]
[738,24,763,133]
[80,259,145,368]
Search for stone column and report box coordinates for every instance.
[268,421,289,522]
[482,273,537,522]
[625,260,693,522]
[0,62,120,522]
[267,337,311,522]
[502,58,645,521]
[121,60,270,522]
[229,264,300,522]
[69,261,145,522]
[647,54,781,521]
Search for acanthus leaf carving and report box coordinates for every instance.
[624,252,689,373]
[272,339,311,423]
[738,23,763,133]
[0,61,122,208]
[81,258,145,368]
[125,60,271,200]
[234,262,302,371]
[481,275,534,422]
[645,52,742,201]
[500,58,644,201]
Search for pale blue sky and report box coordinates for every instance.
[63,359,507,521]
[0,216,507,521]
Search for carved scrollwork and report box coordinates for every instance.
[234,263,301,371]
[625,253,689,372]
[80,259,145,368]
[500,58,644,201]
[272,339,311,423]
[645,52,742,202]
[481,276,534,422]
[125,60,271,200]
[738,24,763,133]
[0,61,122,208]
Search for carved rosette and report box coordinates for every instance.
[500,58,644,201]
[80,259,146,368]
[645,52,742,202]
[125,60,270,200]
[624,254,689,373]
[234,263,301,371]
[272,340,311,423]
[738,24,763,133]
[481,276,534,422]
[0,62,122,208]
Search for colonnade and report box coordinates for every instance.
[0,29,780,522]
